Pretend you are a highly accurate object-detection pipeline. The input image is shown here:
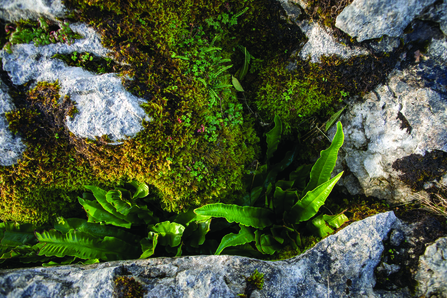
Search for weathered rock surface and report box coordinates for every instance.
[415,237,447,298]
[0,79,26,166]
[328,34,447,204]
[335,0,437,42]
[0,212,413,298]
[292,20,369,63]
[418,0,447,36]
[1,211,444,297]
[0,22,151,147]
[0,0,66,22]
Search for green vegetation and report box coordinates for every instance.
[238,269,264,297]
[0,118,346,267]
[114,276,146,298]
[0,0,403,268]
[52,51,121,74]
[3,17,82,53]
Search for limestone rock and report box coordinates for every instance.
[336,0,437,42]
[0,79,26,166]
[414,237,447,298]
[293,20,369,63]
[417,0,447,36]
[328,36,447,204]
[0,212,406,298]
[0,0,67,22]
[0,23,151,146]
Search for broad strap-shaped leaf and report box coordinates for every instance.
[302,122,344,196]
[215,225,255,255]
[266,115,282,163]
[273,186,298,218]
[288,171,344,224]
[35,230,138,261]
[322,213,349,229]
[54,217,141,244]
[194,203,273,229]
[307,215,334,238]
[129,180,150,199]
[254,230,281,255]
[172,209,211,227]
[185,219,212,248]
[106,190,133,216]
[270,225,285,244]
[140,232,158,259]
[217,243,265,259]
[237,46,251,81]
[0,222,37,248]
[325,106,346,132]
[84,186,131,223]
[78,198,131,228]
[149,221,185,247]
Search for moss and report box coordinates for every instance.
[304,0,354,31]
[2,0,274,223]
[51,52,122,74]
[249,50,400,136]
[239,269,264,297]
[114,276,146,298]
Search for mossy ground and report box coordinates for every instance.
[0,0,406,231]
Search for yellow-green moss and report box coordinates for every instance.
[1,0,266,223]
[114,276,146,298]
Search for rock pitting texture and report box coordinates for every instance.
[0,23,151,144]
[0,0,66,22]
[415,237,447,298]
[0,212,407,298]
[294,21,369,63]
[336,0,437,42]
[0,79,26,166]
[418,0,447,36]
[329,37,447,204]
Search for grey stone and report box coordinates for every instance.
[389,229,405,247]
[0,79,26,166]
[414,237,447,298]
[376,262,401,276]
[336,0,437,42]
[0,23,151,145]
[0,0,67,22]
[417,0,447,36]
[0,212,407,298]
[293,20,369,63]
[328,43,447,204]
[365,36,401,55]
[427,38,447,64]
[277,0,302,22]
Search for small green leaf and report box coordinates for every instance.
[232,76,244,92]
